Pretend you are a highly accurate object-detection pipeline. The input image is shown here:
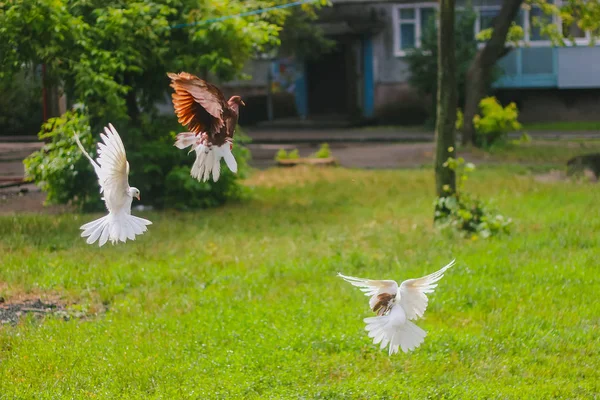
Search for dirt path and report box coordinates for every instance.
[0,138,568,215]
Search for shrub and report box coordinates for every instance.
[275,149,289,161]
[288,149,300,159]
[23,110,101,211]
[473,97,522,149]
[24,111,252,211]
[313,143,331,159]
[434,155,511,239]
[456,108,464,132]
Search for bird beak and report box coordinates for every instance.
[241,100,246,106]
[136,194,140,201]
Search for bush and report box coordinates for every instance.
[434,155,511,239]
[24,111,252,211]
[313,143,331,159]
[288,149,300,159]
[23,111,101,211]
[473,97,522,149]
[275,149,289,161]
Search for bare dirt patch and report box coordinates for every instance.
[0,288,107,326]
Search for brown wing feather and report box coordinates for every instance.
[168,72,227,135]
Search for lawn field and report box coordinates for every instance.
[1,166,599,398]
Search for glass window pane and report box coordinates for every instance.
[563,20,586,39]
[400,23,416,49]
[400,8,416,20]
[480,9,498,31]
[420,8,436,30]
[515,9,525,28]
[529,7,545,41]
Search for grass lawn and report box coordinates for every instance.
[469,139,600,165]
[523,121,600,131]
[1,166,599,398]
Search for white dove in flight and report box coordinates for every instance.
[74,124,152,246]
[338,259,454,355]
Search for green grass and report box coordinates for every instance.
[1,166,599,398]
[523,121,600,131]
[471,139,600,164]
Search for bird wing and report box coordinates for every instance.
[338,273,398,315]
[74,133,104,191]
[398,259,455,320]
[167,72,226,135]
[95,124,131,212]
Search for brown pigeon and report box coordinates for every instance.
[167,72,245,182]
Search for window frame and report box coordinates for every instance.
[392,1,599,58]
[474,1,597,48]
[392,2,438,57]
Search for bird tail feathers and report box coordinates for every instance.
[80,213,152,247]
[364,315,426,355]
[190,143,237,183]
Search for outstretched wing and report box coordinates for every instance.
[398,259,455,320]
[167,72,227,135]
[96,124,130,212]
[338,273,398,315]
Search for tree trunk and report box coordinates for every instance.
[461,0,523,145]
[434,0,457,197]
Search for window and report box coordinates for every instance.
[393,4,437,57]
[474,0,597,47]
[475,6,525,43]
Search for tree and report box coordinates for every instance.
[461,0,600,145]
[461,0,522,146]
[0,0,328,210]
[434,0,457,197]
[405,7,477,127]
[0,0,328,128]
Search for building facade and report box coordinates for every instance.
[223,0,600,125]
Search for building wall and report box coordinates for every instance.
[496,88,600,123]
[557,47,600,89]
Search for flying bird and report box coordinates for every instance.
[338,259,455,355]
[167,72,245,182]
[74,124,152,247]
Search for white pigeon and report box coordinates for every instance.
[338,259,455,355]
[74,124,152,247]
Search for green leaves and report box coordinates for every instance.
[4,0,326,210]
[435,157,512,239]
[23,110,101,211]
[473,96,523,149]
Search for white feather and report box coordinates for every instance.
[339,260,454,355]
[74,124,152,246]
[212,147,221,182]
[364,306,427,355]
[81,213,151,247]
[398,259,455,320]
[174,132,198,150]
[202,150,213,182]
[222,144,238,173]
[186,142,237,182]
